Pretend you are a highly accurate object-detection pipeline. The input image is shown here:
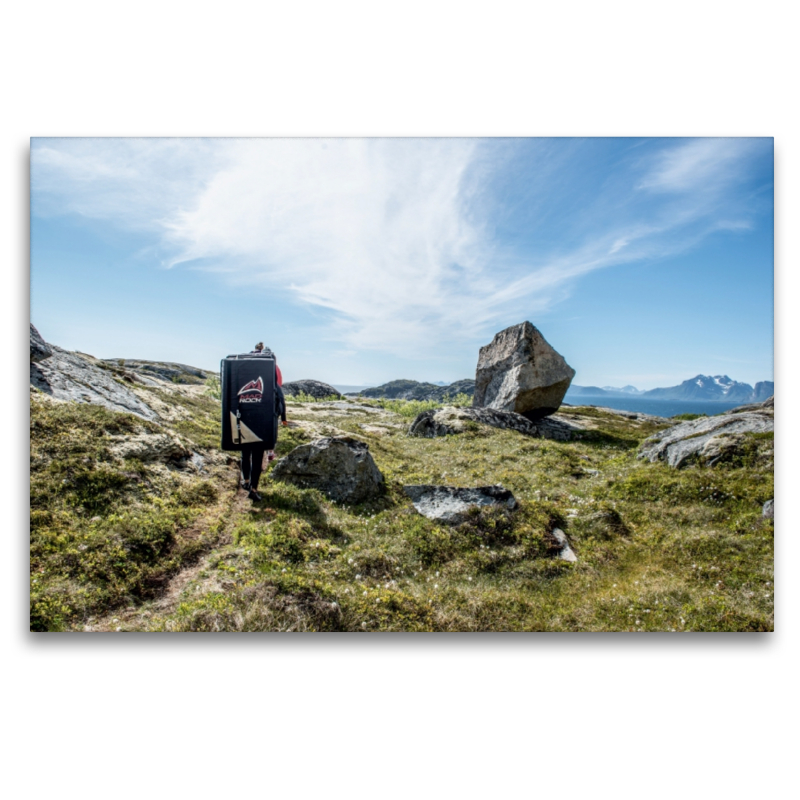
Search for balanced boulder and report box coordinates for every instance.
[403,485,517,524]
[473,322,575,420]
[271,436,384,503]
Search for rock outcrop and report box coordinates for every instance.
[271,436,385,503]
[403,485,517,524]
[408,405,581,441]
[30,324,52,363]
[103,359,211,385]
[639,408,774,468]
[282,380,343,400]
[31,344,159,421]
[473,322,575,420]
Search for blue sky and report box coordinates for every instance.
[30,137,773,389]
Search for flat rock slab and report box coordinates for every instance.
[271,436,385,504]
[408,405,581,441]
[404,484,518,524]
[639,411,774,468]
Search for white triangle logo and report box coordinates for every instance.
[230,412,263,444]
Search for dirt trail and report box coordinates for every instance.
[87,465,252,632]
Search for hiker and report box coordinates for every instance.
[239,342,287,501]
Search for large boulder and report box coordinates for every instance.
[408,405,580,441]
[271,436,384,503]
[473,322,575,420]
[639,410,774,468]
[30,324,52,363]
[403,485,517,524]
[283,380,343,400]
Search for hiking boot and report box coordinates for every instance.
[248,489,262,502]
[240,479,251,491]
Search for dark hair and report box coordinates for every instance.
[254,342,264,351]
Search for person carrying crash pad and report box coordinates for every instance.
[239,342,287,501]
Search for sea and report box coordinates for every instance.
[332,385,748,418]
[563,395,746,418]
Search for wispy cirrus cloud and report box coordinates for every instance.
[31,137,772,357]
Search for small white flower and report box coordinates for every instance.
[363,591,367,596]
[467,577,473,581]
[434,584,439,589]
[361,621,367,629]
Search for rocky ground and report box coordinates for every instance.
[30,354,774,631]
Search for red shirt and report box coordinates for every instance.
[276,364,283,387]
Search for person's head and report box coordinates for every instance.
[254,342,264,352]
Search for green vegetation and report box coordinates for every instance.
[672,413,708,421]
[30,391,774,632]
[362,392,472,419]
[30,393,229,631]
[287,391,343,403]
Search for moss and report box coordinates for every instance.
[31,393,773,632]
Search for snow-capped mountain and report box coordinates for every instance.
[566,376,773,403]
[642,375,773,402]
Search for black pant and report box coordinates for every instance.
[241,444,266,490]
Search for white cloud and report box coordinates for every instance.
[31,137,772,358]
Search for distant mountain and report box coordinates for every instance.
[601,385,643,395]
[567,385,642,398]
[642,375,772,403]
[359,379,475,402]
[566,376,773,403]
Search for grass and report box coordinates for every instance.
[30,393,774,632]
[29,393,230,631]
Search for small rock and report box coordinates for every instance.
[763,499,774,519]
[550,528,577,562]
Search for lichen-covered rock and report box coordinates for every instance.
[107,433,192,463]
[763,499,774,519]
[639,411,774,468]
[31,345,159,421]
[408,405,580,441]
[30,324,52,363]
[283,380,343,399]
[271,436,384,503]
[473,322,575,420]
[403,485,517,524]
